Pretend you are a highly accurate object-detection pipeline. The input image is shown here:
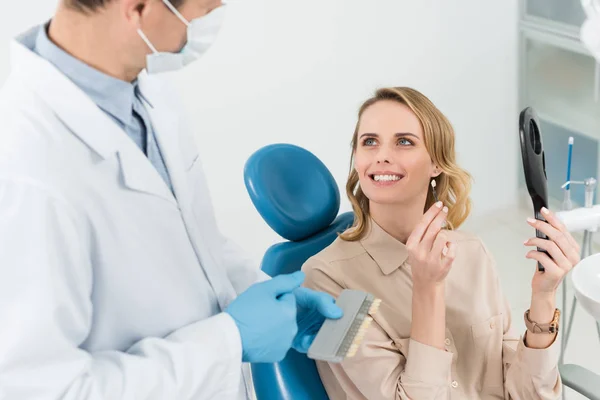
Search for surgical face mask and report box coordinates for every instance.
[581,0,600,61]
[137,0,227,74]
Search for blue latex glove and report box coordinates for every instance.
[292,287,343,353]
[225,271,304,363]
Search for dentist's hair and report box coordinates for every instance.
[67,0,184,13]
[340,87,472,241]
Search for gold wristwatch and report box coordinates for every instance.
[524,309,560,334]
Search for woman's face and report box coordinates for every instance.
[354,100,439,207]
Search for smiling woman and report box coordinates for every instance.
[300,86,579,400]
[341,87,472,240]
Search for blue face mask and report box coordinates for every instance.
[137,0,227,74]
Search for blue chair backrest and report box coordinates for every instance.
[244,143,354,400]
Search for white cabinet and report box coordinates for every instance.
[519,1,599,207]
[524,0,585,32]
[522,29,600,141]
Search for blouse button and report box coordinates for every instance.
[451,381,459,388]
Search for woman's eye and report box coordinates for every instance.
[363,138,377,146]
[398,138,413,146]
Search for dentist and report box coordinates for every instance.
[0,1,342,399]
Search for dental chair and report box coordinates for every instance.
[243,143,354,400]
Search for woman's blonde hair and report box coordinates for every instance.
[340,87,472,241]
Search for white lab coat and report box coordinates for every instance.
[0,26,267,400]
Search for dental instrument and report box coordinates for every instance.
[308,290,381,363]
[519,106,551,272]
[563,137,574,211]
[557,177,600,366]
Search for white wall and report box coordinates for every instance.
[0,0,520,265]
[172,0,521,264]
[0,2,59,80]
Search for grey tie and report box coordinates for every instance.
[132,86,174,194]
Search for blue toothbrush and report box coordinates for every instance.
[566,137,574,191]
[563,137,574,211]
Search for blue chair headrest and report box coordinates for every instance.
[244,144,341,242]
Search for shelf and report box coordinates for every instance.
[525,39,600,142]
[533,118,599,207]
[523,0,586,35]
[530,91,600,143]
[521,26,591,60]
[518,0,600,205]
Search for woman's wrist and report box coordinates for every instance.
[411,282,446,350]
[413,281,445,297]
[529,291,556,323]
[412,282,445,318]
[525,291,558,349]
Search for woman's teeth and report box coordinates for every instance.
[373,175,401,182]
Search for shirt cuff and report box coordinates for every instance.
[403,339,454,385]
[518,333,560,377]
[168,312,243,364]
[220,312,243,362]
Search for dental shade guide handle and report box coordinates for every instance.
[519,107,551,272]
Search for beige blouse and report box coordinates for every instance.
[302,220,561,400]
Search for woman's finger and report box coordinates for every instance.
[541,208,581,253]
[526,250,562,276]
[540,207,566,231]
[524,237,571,272]
[442,242,456,270]
[527,218,579,266]
[431,230,449,259]
[407,202,443,250]
[421,205,448,252]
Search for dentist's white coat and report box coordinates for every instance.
[0,27,265,400]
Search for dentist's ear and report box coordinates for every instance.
[123,0,152,26]
[432,165,442,178]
